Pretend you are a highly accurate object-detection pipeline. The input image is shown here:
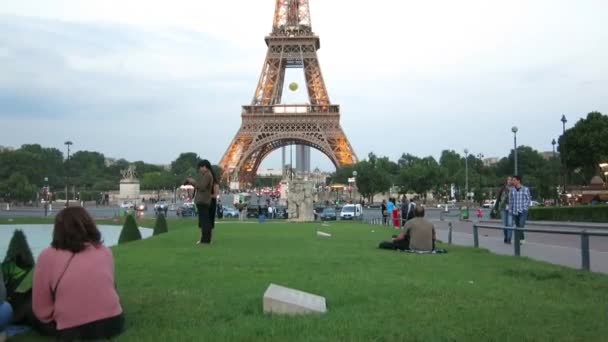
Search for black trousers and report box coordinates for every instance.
[379,237,410,251]
[197,203,212,243]
[209,198,217,229]
[34,313,124,341]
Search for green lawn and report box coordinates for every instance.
[7,218,608,341]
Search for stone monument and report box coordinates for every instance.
[119,165,140,201]
[287,179,315,222]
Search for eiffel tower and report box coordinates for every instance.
[219,0,358,185]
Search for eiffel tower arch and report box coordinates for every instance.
[219,0,358,185]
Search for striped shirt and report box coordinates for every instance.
[509,186,531,214]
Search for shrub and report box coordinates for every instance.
[153,214,169,236]
[118,214,142,244]
[3,229,35,269]
[528,206,608,223]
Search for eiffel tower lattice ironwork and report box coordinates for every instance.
[219,0,358,184]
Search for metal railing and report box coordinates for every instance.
[474,224,608,271]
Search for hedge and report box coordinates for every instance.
[118,214,142,244]
[528,206,608,223]
[153,214,169,236]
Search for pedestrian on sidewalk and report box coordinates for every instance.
[476,207,483,219]
[497,177,513,243]
[509,175,531,244]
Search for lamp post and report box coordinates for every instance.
[464,149,469,202]
[64,140,73,207]
[551,138,557,158]
[351,170,358,202]
[561,115,568,194]
[512,127,518,175]
[477,153,484,201]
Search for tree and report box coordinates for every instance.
[118,215,142,244]
[560,111,608,183]
[141,171,175,190]
[171,153,199,177]
[398,157,440,201]
[3,174,37,203]
[153,214,169,236]
[354,160,391,202]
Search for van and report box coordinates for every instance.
[340,204,363,220]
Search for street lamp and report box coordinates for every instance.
[464,149,469,202]
[64,140,73,207]
[477,153,484,200]
[561,115,568,194]
[512,126,519,175]
[551,138,557,158]
[350,170,358,201]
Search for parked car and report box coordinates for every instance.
[120,202,134,210]
[223,207,239,218]
[340,204,363,220]
[530,201,541,207]
[482,200,496,209]
[177,203,196,217]
[320,207,337,221]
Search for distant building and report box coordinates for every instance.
[483,158,499,167]
[541,151,557,160]
[258,168,284,177]
[0,145,15,152]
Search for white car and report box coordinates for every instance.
[482,200,496,209]
[120,202,134,210]
[530,201,541,207]
[340,204,363,220]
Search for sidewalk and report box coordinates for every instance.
[433,224,608,274]
[479,219,608,230]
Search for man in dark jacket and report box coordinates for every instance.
[187,159,214,245]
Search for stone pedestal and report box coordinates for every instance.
[287,180,314,222]
[119,180,140,201]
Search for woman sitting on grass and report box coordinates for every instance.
[32,207,125,340]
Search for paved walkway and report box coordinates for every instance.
[431,220,608,274]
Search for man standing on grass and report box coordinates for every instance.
[509,175,531,244]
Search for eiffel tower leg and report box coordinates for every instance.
[304,55,330,105]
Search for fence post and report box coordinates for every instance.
[514,227,521,257]
[581,231,590,271]
[448,222,453,244]
[473,224,479,248]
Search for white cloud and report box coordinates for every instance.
[0,0,607,170]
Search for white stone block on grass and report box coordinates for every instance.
[263,284,327,315]
[317,231,332,238]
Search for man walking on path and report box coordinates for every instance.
[509,175,531,244]
[499,177,513,244]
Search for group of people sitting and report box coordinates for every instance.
[379,206,437,252]
[1,207,124,341]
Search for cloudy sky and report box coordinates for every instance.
[1,0,607,171]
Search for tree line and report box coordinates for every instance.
[0,147,222,203]
[331,112,607,203]
[1,111,606,204]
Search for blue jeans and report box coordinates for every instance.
[0,301,13,332]
[513,211,528,240]
[502,209,513,241]
[258,214,266,224]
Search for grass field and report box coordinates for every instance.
[5,217,608,341]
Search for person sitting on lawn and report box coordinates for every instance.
[379,206,436,251]
[32,207,125,340]
[1,270,13,341]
